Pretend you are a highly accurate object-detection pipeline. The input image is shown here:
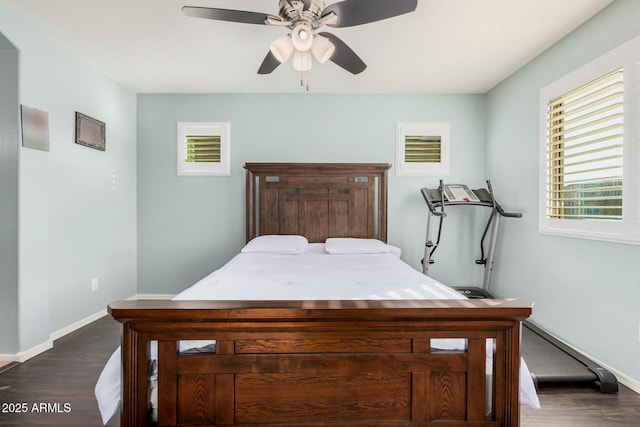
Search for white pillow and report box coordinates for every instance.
[241,235,309,254]
[324,238,393,254]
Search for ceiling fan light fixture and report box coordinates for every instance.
[184,0,419,75]
[270,35,294,63]
[291,23,313,51]
[293,50,313,71]
[311,35,335,64]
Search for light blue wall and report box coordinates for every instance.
[137,94,487,294]
[486,0,640,384]
[0,0,137,354]
[0,34,19,353]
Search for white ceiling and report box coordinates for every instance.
[2,0,614,93]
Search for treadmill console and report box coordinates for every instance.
[421,181,501,213]
[442,184,480,202]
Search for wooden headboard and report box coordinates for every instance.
[244,163,391,243]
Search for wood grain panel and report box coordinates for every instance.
[286,176,348,187]
[329,198,350,237]
[467,338,488,421]
[413,338,432,353]
[177,374,215,425]
[120,324,146,427]
[412,372,430,422]
[300,200,329,242]
[235,338,411,354]
[157,341,177,426]
[214,340,235,425]
[430,371,467,421]
[235,373,411,423]
[349,187,370,238]
[177,353,467,375]
[493,333,506,424]
[260,185,279,235]
[215,374,234,425]
[280,189,299,234]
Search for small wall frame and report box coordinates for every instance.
[75,112,105,151]
[20,105,50,151]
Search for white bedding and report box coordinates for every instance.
[96,242,539,424]
[174,243,461,302]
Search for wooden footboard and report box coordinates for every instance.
[109,299,531,427]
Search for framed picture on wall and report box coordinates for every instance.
[20,105,50,151]
[75,112,105,151]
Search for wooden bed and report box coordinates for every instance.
[109,163,531,427]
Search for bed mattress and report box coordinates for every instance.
[96,241,539,424]
[175,243,462,300]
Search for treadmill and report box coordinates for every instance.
[421,180,618,393]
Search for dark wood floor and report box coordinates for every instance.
[0,316,120,426]
[0,315,638,426]
[521,382,640,426]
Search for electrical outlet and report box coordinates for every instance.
[91,277,99,291]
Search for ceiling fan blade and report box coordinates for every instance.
[182,6,274,25]
[257,51,282,74]
[321,0,418,28]
[318,32,366,74]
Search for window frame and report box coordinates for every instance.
[177,122,230,176]
[538,36,640,244]
[395,122,450,176]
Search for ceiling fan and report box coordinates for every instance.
[183,0,418,75]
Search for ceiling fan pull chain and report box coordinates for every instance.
[299,77,309,92]
[300,70,310,92]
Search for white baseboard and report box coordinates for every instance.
[49,308,108,341]
[0,308,108,363]
[0,340,52,363]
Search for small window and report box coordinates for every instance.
[177,122,230,176]
[396,122,450,176]
[539,35,640,244]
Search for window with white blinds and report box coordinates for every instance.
[404,136,442,163]
[185,135,221,163]
[545,68,623,221]
[177,122,230,176]
[539,35,640,244]
[396,122,450,176]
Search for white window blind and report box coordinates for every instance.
[404,136,442,163]
[185,135,221,163]
[545,68,624,221]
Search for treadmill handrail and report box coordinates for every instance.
[420,188,447,216]
[495,203,523,218]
